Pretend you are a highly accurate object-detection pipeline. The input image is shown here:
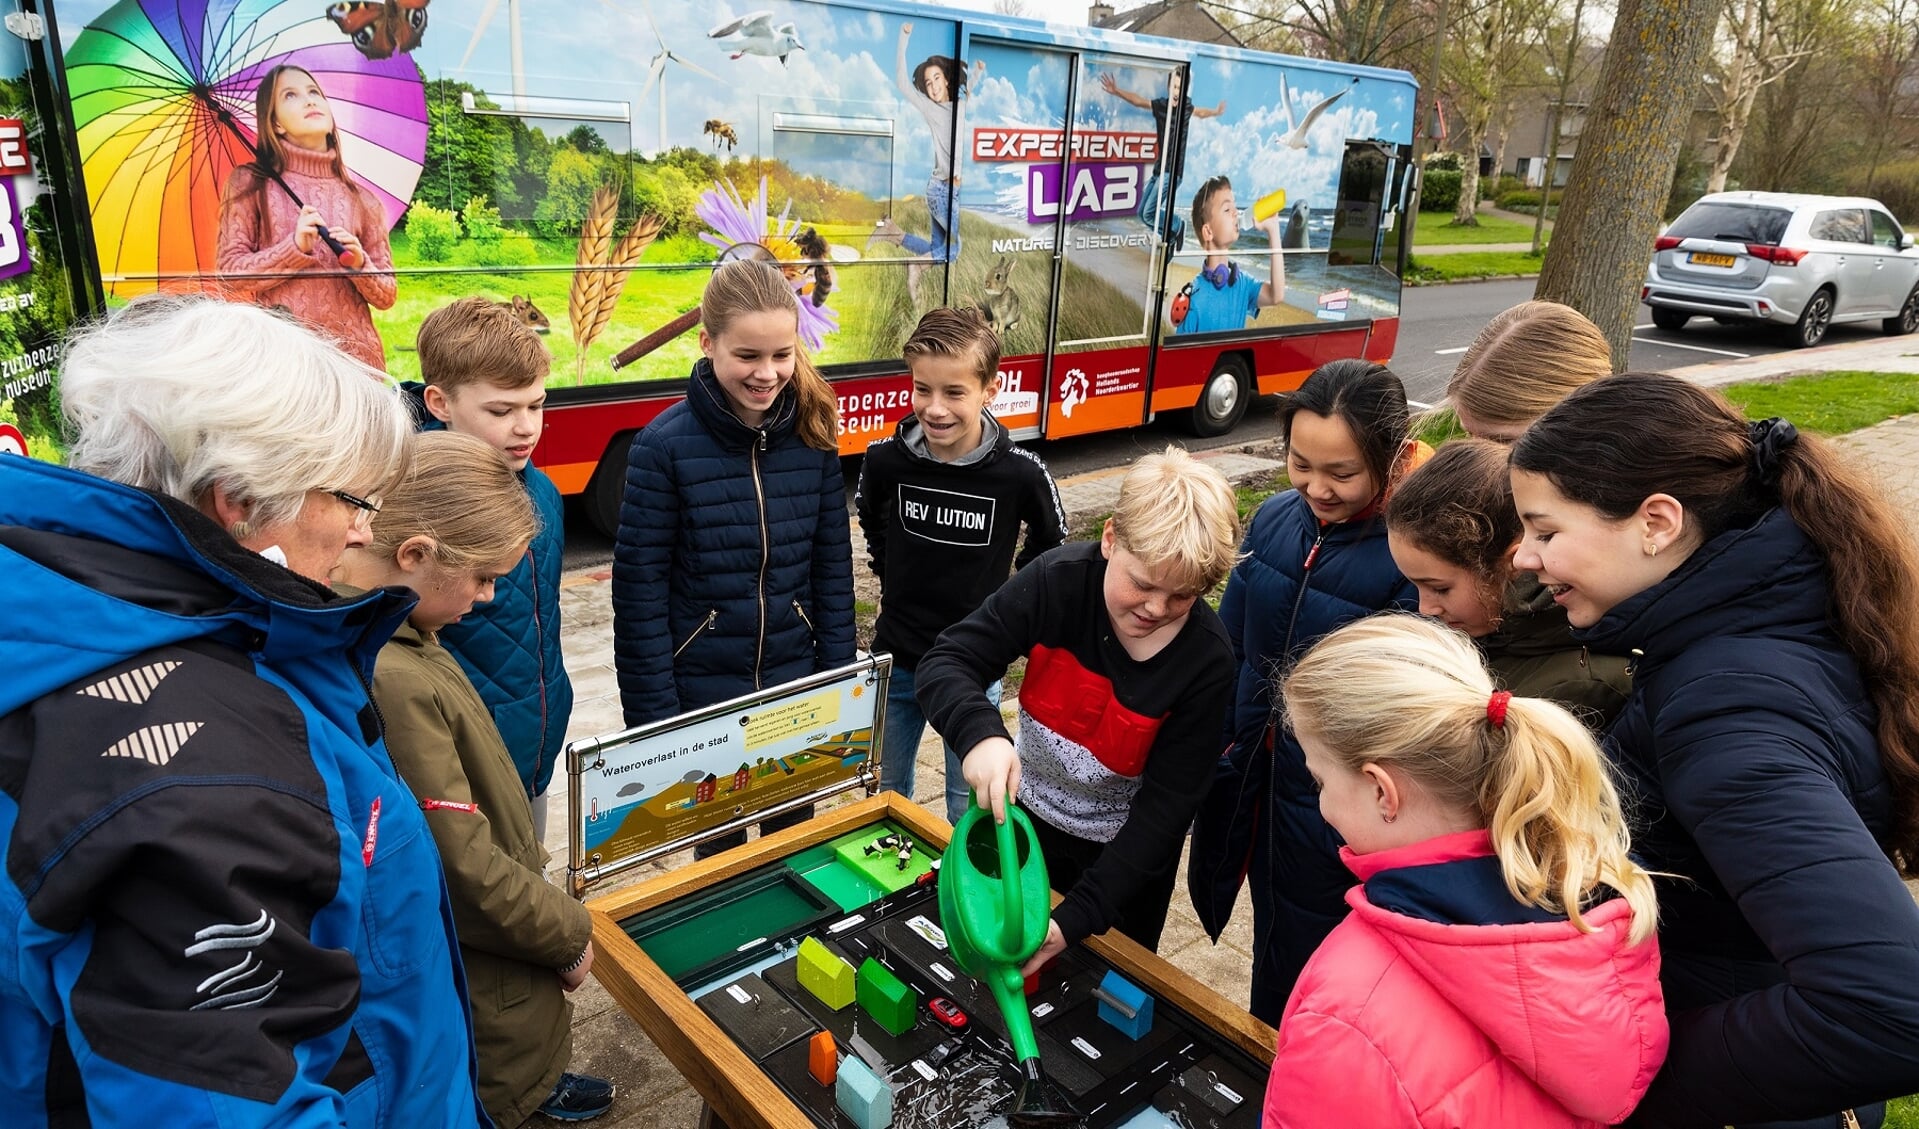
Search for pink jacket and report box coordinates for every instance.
[1263,829,1668,1128]
[215,145,396,372]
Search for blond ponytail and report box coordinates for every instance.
[1283,613,1657,943]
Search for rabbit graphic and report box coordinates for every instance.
[979,255,1022,337]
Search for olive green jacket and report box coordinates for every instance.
[372,616,592,1128]
[1480,576,1632,731]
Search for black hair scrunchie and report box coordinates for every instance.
[1749,416,1800,486]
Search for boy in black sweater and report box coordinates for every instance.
[856,307,1065,822]
[917,447,1239,971]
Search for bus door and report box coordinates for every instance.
[1327,139,1412,358]
[950,36,1073,440]
[1044,51,1181,439]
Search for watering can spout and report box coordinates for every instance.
[1009,1059,1083,1128]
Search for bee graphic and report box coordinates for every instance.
[326,0,430,61]
[793,225,834,309]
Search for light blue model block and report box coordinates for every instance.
[1096,969,1153,1041]
[834,1054,893,1129]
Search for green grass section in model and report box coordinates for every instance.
[833,822,936,894]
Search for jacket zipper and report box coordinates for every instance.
[751,430,770,689]
[527,543,548,788]
[674,609,719,658]
[1282,527,1330,658]
[793,599,815,635]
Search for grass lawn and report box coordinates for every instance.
[1412,212,1542,246]
[1405,250,1544,284]
[1720,370,1919,435]
[1891,1096,1919,1128]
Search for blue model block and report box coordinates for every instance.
[835,1054,893,1129]
[1096,969,1154,1041]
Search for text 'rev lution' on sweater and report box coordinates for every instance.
[915,540,1235,945]
[214,145,396,372]
[854,413,1066,670]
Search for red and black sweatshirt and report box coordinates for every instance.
[916,540,1235,945]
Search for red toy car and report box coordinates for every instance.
[927,997,968,1030]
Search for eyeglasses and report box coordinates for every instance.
[328,488,382,527]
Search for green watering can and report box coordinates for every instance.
[938,797,1081,1127]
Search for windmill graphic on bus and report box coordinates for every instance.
[639,2,720,155]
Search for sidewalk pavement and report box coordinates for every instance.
[533,334,1919,1126]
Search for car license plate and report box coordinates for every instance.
[1689,252,1737,267]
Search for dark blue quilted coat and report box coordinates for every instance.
[397,382,573,798]
[611,359,855,726]
[1187,489,1416,1023]
[1582,508,1919,1127]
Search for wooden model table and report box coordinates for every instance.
[585,793,1276,1129]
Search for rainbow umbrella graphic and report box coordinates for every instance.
[66,0,428,296]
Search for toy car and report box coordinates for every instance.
[927,996,968,1030]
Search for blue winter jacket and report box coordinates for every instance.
[1187,489,1416,1022]
[0,456,487,1128]
[611,359,855,725]
[1580,508,1919,1127]
[400,382,573,798]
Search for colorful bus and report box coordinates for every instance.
[0,0,1417,533]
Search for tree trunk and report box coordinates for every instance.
[1454,145,1484,225]
[1489,103,1515,194]
[1535,0,1718,369]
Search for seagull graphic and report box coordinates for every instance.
[708,11,806,66]
[1271,74,1360,150]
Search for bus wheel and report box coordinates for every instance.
[586,432,636,539]
[1188,358,1251,437]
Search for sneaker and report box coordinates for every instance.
[1171,217,1186,256]
[538,1073,615,1122]
[868,217,907,249]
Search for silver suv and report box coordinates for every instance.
[1642,191,1919,347]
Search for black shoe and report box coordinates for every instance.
[1171,219,1186,255]
[538,1073,615,1122]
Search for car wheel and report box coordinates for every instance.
[1884,285,1919,336]
[1650,307,1690,331]
[1187,357,1251,437]
[1791,288,1834,348]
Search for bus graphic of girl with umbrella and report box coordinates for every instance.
[217,64,395,372]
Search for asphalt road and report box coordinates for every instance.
[562,279,1858,568]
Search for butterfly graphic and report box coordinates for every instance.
[326,0,430,61]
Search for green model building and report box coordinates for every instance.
[856,957,916,1037]
[797,937,857,1011]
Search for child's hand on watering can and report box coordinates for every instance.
[962,736,1021,823]
[1020,919,1067,977]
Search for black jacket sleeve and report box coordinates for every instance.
[1014,458,1067,572]
[1052,659,1234,945]
[1629,669,1919,1126]
[811,450,856,669]
[854,442,892,580]
[916,558,1048,758]
[612,430,682,726]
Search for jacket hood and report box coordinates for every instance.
[1575,507,1825,671]
[1482,574,1583,660]
[896,410,1009,467]
[1345,831,1665,1122]
[686,356,799,452]
[0,455,417,716]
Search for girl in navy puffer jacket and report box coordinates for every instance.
[1512,373,1919,1129]
[612,259,855,854]
[1188,359,1421,1023]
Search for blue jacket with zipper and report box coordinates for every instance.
[1582,508,1919,1127]
[610,358,855,726]
[0,455,487,1129]
[1187,489,1416,1022]
[399,382,572,798]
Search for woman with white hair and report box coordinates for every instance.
[0,297,486,1128]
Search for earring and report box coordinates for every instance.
[1383,812,1397,824]
[229,520,254,541]
[1644,542,1659,558]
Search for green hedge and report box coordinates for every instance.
[1421,168,1463,212]
[1497,190,1541,209]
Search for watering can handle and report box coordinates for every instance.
[996,811,1026,954]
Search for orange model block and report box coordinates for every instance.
[808,1030,839,1087]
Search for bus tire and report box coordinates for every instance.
[1188,357,1252,437]
[586,431,636,539]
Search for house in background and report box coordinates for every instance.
[1088,1,1242,46]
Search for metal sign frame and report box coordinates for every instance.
[566,654,892,898]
